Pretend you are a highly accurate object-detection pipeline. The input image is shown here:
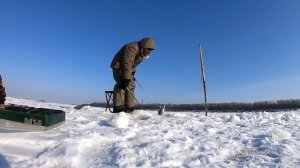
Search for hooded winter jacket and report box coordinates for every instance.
[110,38,155,79]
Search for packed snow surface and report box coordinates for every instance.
[0,97,300,168]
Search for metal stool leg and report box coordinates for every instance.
[105,91,113,112]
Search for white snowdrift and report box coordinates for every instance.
[107,112,129,128]
[0,97,299,168]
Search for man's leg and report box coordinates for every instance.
[112,69,125,112]
[125,79,136,112]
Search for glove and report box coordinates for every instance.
[120,79,130,90]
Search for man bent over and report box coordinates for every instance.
[110,37,155,113]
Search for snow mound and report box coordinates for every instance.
[205,127,217,134]
[272,128,292,141]
[107,112,129,128]
[131,109,152,116]
[131,110,152,120]
[228,114,240,122]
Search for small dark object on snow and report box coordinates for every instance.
[74,104,89,110]
[158,105,165,115]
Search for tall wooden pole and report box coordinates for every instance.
[199,44,208,116]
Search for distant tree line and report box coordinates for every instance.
[91,99,300,112]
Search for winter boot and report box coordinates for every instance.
[112,105,125,113]
[126,106,136,113]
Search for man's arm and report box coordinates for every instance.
[122,45,137,79]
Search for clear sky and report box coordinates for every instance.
[1,0,300,104]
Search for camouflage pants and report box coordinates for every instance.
[112,69,136,108]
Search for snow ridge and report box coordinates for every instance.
[0,97,299,167]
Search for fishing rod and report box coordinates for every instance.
[126,87,143,109]
[135,78,144,89]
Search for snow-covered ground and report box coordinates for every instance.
[0,97,300,168]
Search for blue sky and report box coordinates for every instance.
[1,0,300,104]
